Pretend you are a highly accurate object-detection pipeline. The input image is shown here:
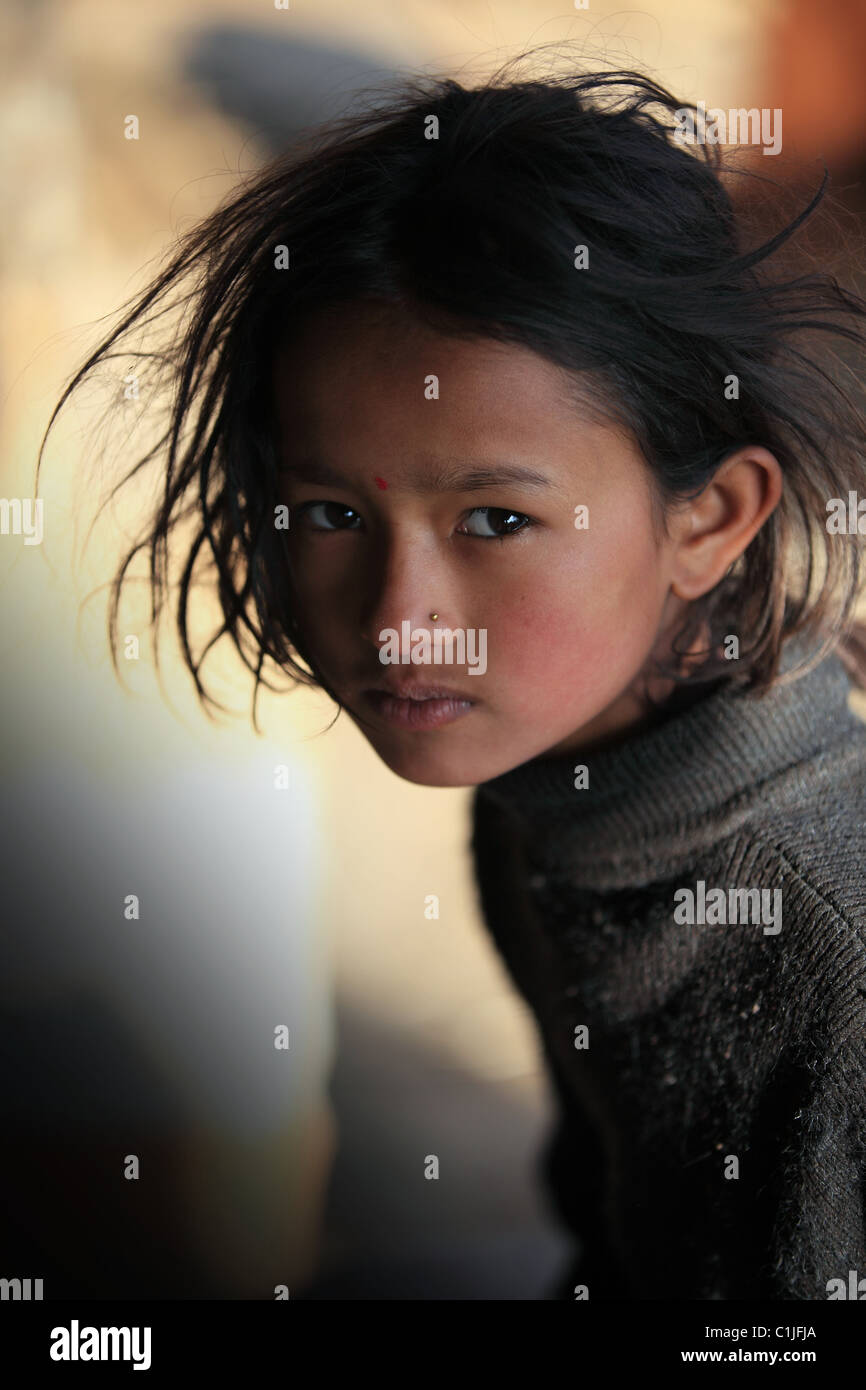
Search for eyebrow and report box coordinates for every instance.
[280,456,565,496]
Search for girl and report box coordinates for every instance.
[39,56,866,1300]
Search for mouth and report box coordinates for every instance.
[369,681,475,701]
[362,681,478,730]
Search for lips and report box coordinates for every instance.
[367,681,476,702]
[362,684,477,730]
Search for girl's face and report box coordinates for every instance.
[273,300,690,788]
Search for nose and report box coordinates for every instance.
[359,530,457,650]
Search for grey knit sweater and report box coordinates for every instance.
[470,643,866,1299]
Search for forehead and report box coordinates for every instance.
[270,299,624,476]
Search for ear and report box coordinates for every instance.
[668,446,783,600]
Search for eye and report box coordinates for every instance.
[456,506,534,539]
[295,501,363,532]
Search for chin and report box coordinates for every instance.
[385,758,486,789]
[370,742,497,789]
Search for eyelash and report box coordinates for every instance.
[293,502,536,541]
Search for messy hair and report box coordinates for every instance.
[37,51,866,727]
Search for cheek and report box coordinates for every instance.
[284,535,356,620]
[493,526,665,710]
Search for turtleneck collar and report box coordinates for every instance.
[474,639,862,886]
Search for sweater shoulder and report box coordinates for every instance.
[728,753,866,952]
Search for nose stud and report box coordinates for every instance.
[429,612,439,621]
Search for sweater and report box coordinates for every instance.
[470,641,866,1299]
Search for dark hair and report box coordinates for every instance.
[36,49,866,729]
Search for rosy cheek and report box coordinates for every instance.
[493,552,645,703]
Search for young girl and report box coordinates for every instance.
[39,57,866,1301]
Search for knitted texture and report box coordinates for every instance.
[470,643,866,1299]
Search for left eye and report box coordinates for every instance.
[457,507,533,538]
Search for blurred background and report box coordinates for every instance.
[1,0,865,1300]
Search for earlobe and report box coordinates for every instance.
[670,567,717,603]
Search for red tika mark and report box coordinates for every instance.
[374,476,388,490]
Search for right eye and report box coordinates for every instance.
[295,501,363,531]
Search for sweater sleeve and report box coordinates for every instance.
[537,1043,629,1299]
[766,1029,866,1298]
